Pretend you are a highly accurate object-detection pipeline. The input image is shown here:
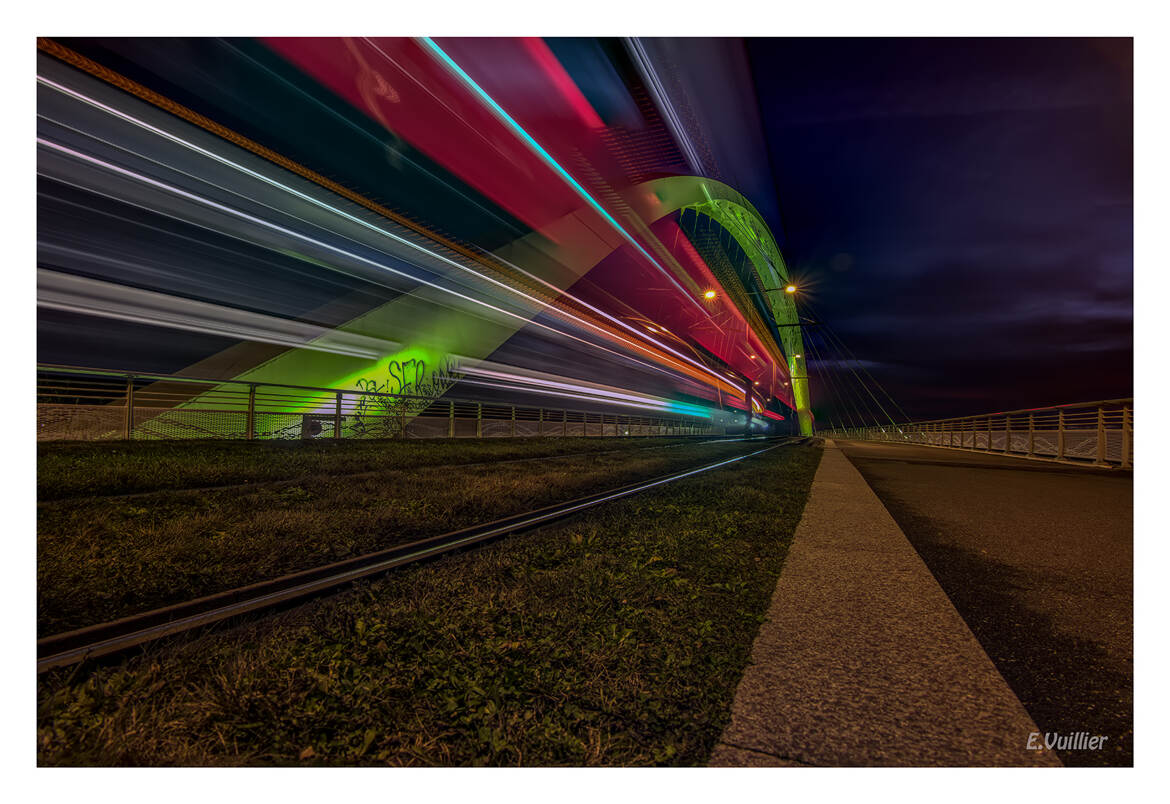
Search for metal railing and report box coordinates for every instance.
[818,398,1133,468]
[36,364,719,442]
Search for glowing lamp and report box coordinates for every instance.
[703,290,717,300]
[785,285,797,294]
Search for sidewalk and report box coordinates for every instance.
[709,441,1060,766]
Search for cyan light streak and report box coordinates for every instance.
[418,37,705,313]
[459,364,713,417]
[223,39,525,237]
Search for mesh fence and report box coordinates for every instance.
[37,365,721,443]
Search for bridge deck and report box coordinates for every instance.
[835,439,1133,766]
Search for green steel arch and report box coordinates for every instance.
[632,176,812,434]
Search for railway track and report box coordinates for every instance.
[38,436,809,673]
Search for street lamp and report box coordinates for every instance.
[784,284,797,294]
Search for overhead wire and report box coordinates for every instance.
[801,326,856,431]
[813,311,913,425]
[806,324,872,430]
[799,298,906,430]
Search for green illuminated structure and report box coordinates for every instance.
[632,177,812,435]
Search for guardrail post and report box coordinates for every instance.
[563,408,568,437]
[1121,406,1131,469]
[538,408,543,437]
[1057,409,1066,460]
[511,405,516,438]
[124,375,134,440]
[1027,413,1034,457]
[449,400,455,438]
[476,403,483,438]
[334,392,342,440]
[246,384,256,441]
[1095,406,1107,465]
[986,416,992,452]
[1004,415,1012,453]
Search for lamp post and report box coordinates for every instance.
[760,284,813,436]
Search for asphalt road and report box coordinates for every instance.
[835,441,1133,766]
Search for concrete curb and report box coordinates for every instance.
[709,440,1061,767]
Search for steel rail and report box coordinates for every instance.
[37,438,803,672]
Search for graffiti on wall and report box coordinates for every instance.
[350,355,462,437]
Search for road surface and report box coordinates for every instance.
[835,440,1133,766]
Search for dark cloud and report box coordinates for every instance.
[749,38,1132,420]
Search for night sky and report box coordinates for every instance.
[748,38,1133,421]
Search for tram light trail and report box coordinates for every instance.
[38,67,752,400]
[37,36,813,433]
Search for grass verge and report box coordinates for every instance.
[39,439,766,635]
[37,442,822,766]
[38,436,704,500]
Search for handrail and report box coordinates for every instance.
[898,397,1134,424]
[818,398,1133,468]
